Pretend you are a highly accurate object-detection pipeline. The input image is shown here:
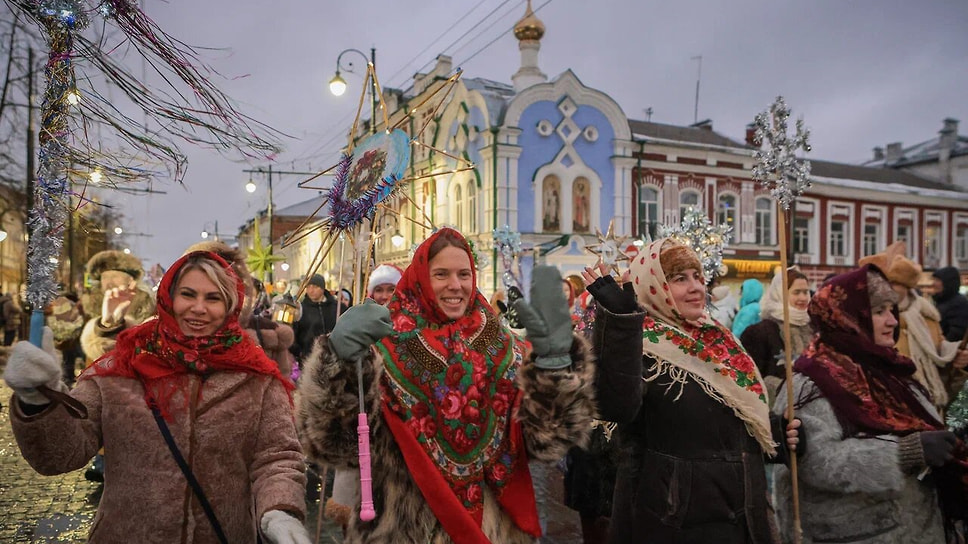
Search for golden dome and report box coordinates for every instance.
[513,0,545,41]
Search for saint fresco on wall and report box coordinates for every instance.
[543,175,561,231]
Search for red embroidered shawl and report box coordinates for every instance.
[377,228,540,544]
[794,265,942,436]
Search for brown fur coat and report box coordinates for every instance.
[296,334,596,544]
[10,370,306,544]
[244,316,295,377]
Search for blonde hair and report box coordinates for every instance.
[171,255,240,315]
[184,241,254,321]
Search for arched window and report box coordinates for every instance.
[638,186,659,239]
[467,181,477,233]
[717,193,737,228]
[573,177,591,233]
[453,184,463,231]
[679,191,700,219]
[755,197,773,245]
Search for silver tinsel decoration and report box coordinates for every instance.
[492,225,522,290]
[657,207,732,285]
[751,96,812,210]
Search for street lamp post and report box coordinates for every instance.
[329,47,378,135]
[242,166,317,283]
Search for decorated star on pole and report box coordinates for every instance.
[751,96,812,210]
[585,220,629,273]
[246,217,285,283]
[657,207,732,284]
[493,225,522,290]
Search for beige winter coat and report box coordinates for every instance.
[10,368,306,544]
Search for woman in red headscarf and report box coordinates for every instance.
[773,265,966,543]
[297,227,596,544]
[5,251,309,544]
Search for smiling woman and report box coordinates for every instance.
[585,238,800,544]
[297,227,598,544]
[4,251,310,544]
[171,260,235,337]
[772,265,963,543]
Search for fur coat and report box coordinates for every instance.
[244,315,295,377]
[772,374,945,544]
[10,370,306,544]
[296,334,596,544]
[79,289,156,362]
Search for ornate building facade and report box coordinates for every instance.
[269,3,968,296]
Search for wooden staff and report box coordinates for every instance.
[777,207,802,543]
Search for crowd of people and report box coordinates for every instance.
[3,227,968,544]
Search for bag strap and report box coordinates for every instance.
[151,406,230,544]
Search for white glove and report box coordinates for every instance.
[2,327,67,406]
[260,510,311,544]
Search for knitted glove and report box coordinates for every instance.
[2,328,67,406]
[260,510,311,544]
[921,430,958,468]
[328,299,393,361]
[511,266,574,370]
[586,275,637,314]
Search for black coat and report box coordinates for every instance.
[291,293,338,359]
[933,267,968,342]
[740,320,785,380]
[593,307,780,544]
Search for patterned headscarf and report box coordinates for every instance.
[629,239,776,455]
[377,228,540,543]
[794,265,942,436]
[81,251,292,420]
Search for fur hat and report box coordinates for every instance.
[858,241,921,289]
[85,250,143,282]
[367,264,403,294]
[867,270,898,309]
[659,240,703,279]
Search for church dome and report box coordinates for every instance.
[513,0,545,41]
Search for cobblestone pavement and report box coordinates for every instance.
[0,377,582,543]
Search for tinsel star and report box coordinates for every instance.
[246,217,285,283]
[657,207,732,284]
[751,96,812,210]
[493,225,522,289]
[585,220,629,272]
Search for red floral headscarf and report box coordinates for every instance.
[377,228,540,544]
[81,251,292,420]
[794,265,942,436]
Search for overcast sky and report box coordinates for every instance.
[88,0,968,271]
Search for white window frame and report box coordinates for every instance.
[717,192,738,230]
[830,220,848,257]
[638,184,661,239]
[679,189,702,220]
[754,197,774,246]
[466,181,477,233]
[863,223,880,257]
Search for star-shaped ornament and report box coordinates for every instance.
[246,217,286,283]
[585,221,629,273]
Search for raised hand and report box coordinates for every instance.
[511,266,573,369]
[3,327,66,406]
[582,264,637,314]
[328,299,394,361]
[100,282,137,328]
